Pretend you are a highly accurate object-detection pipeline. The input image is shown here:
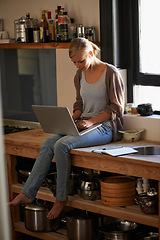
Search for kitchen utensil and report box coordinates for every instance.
[135,188,158,214]
[14,17,26,42]
[80,179,99,191]
[78,189,101,200]
[137,103,153,116]
[141,232,159,240]
[118,129,144,142]
[78,176,101,200]
[24,200,60,232]
[99,220,137,240]
[100,176,136,206]
[64,209,95,240]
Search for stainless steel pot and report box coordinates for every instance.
[24,201,60,232]
[141,232,159,240]
[99,220,137,240]
[78,178,101,200]
[65,209,96,240]
[78,189,100,200]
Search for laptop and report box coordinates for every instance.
[32,105,102,136]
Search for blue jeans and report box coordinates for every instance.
[22,125,112,201]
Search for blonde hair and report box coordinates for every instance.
[69,38,100,58]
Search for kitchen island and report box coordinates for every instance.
[4,128,160,240]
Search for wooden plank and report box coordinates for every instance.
[0,42,100,49]
[12,184,158,228]
[70,153,160,180]
[14,222,68,240]
[0,42,71,49]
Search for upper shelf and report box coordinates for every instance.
[0,42,71,49]
[0,42,100,49]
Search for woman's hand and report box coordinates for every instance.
[77,119,93,130]
[77,111,111,130]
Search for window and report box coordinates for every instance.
[139,0,160,75]
[100,0,160,110]
[134,0,160,111]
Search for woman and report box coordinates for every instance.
[9,38,124,219]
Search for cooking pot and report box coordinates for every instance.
[137,103,153,116]
[24,200,60,232]
[64,209,96,240]
[99,220,137,240]
[141,232,159,240]
[78,178,101,200]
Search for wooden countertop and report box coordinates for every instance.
[4,128,160,180]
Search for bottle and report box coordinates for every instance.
[60,7,64,14]
[33,19,40,43]
[70,18,76,40]
[47,11,54,42]
[25,13,34,43]
[76,24,85,38]
[54,6,61,42]
[58,11,70,42]
[88,27,94,41]
[40,10,49,43]
[91,26,96,42]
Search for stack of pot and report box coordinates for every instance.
[100,175,136,206]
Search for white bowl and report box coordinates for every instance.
[118,129,144,142]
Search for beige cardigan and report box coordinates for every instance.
[73,63,125,142]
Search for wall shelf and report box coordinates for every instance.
[0,42,100,49]
[0,42,71,49]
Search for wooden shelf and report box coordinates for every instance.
[14,222,68,240]
[0,42,100,49]
[0,42,71,49]
[12,183,159,228]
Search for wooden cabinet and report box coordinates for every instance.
[5,129,160,240]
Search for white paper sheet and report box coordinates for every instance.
[92,147,138,156]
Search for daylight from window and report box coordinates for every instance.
[134,0,160,111]
[139,0,160,74]
[133,85,160,111]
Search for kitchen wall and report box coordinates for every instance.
[0,0,127,113]
[0,0,100,40]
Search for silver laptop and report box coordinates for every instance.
[32,105,102,136]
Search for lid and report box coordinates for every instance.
[66,209,94,220]
[25,203,46,211]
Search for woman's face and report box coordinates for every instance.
[71,50,92,71]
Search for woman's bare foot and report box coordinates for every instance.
[47,200,67,219]
[9,193,32,207]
